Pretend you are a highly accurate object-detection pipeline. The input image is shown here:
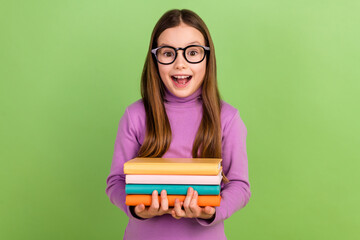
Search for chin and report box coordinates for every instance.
[171,87,195,97]
[174,92,192,98]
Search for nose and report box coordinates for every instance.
[174,50,187,69]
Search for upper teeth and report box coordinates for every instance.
[173,76,189,79]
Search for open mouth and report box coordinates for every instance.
[171,75,192,85]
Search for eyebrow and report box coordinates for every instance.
[158,41,202,47]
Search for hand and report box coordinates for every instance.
[171,187,216,220]
[134,190,171,219]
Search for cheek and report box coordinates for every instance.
[194,63,206,80]
[158,65,171,80]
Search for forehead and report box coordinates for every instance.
[157,23,205,47]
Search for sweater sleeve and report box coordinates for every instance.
[196,110,251,226]
[105,107,148,220]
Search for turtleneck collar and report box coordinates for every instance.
[163,86,202,107]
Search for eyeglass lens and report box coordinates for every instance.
[156,46,205,64]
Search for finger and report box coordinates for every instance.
[171,209,181,220]
[203,206,216,217]
[189,190,201,217]
[148,190,159,215]
[183,187,194,217]
[134,203,145,214]
[174,198,185,217]
[159,190,169,214]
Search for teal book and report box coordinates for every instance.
[125,184,220,195]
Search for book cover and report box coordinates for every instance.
[125,194,221,207]
[124,158,222,175]
[125,172,222,185]
[125,184,220,195]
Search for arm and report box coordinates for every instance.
[196,110,251,226]
[105,107,172,220]
[105,107,144,220]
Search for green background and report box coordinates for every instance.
[1,0,359,239]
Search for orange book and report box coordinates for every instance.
[124,158,222,175]
[126,194,221,207]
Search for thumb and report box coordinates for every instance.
[135,204,145,213]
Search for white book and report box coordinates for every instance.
[126,172,222,185]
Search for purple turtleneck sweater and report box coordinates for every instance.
[106,87,250,240]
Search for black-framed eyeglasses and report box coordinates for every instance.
[151,45,210,65]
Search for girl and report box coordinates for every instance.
[106,9,250,240]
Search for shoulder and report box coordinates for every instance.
[122,99,146,128]
[125,99,145,116]
[220,100,240,124]
[117,99,146,143]
[220,100,247,134]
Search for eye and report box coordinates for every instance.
[163,51,174,57]
[188,50,198,56]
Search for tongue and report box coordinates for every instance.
[177,78,188,84]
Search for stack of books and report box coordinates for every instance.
[124,158,222,207]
